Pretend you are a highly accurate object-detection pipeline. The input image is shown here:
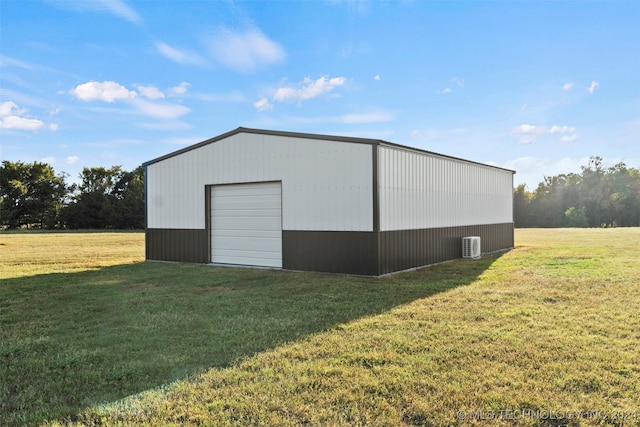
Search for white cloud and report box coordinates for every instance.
[502,156,547,175]
[588,81,599,94]
[0,101,18,116]
[205,26,285,73]
[70,81,192,120]
[518,135,537,145]
[512,125,538,145]
[136,85,165,100]
[450,77,464,88]
[560,134,579,143]
[47,0,140,23]
[273,76,346,103]
[512,124,577,144]
[549,125,576,134]
[169,82,190,97]
[94,0,140,23]
[374,74,380,81]
[0,101,46,131]
[132,98,190,120]
[70,81,137,102]
[254,97,273,112]
[0,54,38,70]
[562,82,573,91]
[49,123,59,131]
[504,156,592,188]
[41,157,56,164]
[156,42,205,66]
[440,77,463,94]
[514,124,545,135]
[65,156,79,164]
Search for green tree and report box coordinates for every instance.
[112,166,145,229]
[530,175,570,227]
[513,183,533,227]
[564,207,588,227]
[0,160,69,229]
[62,166,122,229]
[606,162,640,226]
[579,156,607,227]
[517,156,640,228]
[628,169,640,226]
[61,165,145,229]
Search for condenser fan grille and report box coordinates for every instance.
[462,236,481,259]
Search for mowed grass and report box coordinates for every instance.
[2,230,639,426]
[2,231,485,426]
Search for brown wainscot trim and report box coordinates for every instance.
[282,230,378,276]
[146,223,514,276]
[146,228,209,263]
[378,223,514,275]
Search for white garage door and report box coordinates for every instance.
[210,182,282,268]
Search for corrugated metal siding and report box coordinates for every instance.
[282,230,378,275]
[146,228,209,263]
[145,224,513,275]
[378,146,514,231]
[146,133,373,231]
[378,223,514,275]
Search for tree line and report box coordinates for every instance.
[2,157,639,230]
[1,161,144,229]
[514,157,640,228]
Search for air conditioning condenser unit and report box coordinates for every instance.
[462,236,481,259]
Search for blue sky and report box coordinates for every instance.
[1,0,638,189]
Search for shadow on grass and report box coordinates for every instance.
[1,254,502,426]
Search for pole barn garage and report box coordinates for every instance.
[144,127,515,275]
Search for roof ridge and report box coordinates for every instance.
[143,127,515,174]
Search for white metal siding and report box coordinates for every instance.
[211,182,282,268]
[378,146,513,231]
[146,133,373,231]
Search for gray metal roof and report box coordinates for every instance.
[143,127,515,174]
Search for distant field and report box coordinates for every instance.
[0,231,144,278]
[1,229,639,426]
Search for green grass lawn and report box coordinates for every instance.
[1,229,639,426]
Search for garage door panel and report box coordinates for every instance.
[211,253,281,268]
[214,248,281,260]
[212,197,281,209]
[212,229,281,239]
[211,182,282,268]
[213,187,281,197]
[212,217,281,230]
[212,208,281,218]
[213,194,280,203]
[212,236,281,252]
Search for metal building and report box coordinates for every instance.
[144,127,515,275]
